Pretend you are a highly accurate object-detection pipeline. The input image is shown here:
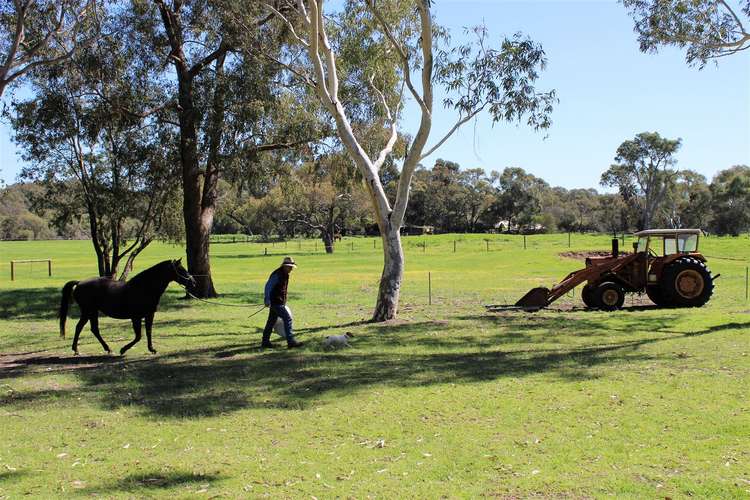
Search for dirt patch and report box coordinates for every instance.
[559,251,630,260]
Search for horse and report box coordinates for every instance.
[58,259,195,356]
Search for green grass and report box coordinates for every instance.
[0,233,748,498]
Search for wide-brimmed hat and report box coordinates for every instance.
[281,256,297,268]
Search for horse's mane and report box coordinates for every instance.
[126,260,172,287]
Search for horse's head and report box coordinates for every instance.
[170,258,196,289]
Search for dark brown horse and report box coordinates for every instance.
[59,259,195,355]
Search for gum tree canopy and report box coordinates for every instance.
[622,0,750,66]
[264,0,556,321]
[0,0,98,97]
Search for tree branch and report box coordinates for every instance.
[420,105,485,162]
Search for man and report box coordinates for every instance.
[261,256,302,349]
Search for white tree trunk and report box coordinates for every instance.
[373,225,404,321]
[272,0,434,321]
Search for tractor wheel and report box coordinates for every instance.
[646,286,668,307]
[595,282,625,311]
[661,257,714,307]
[581,284,597,309]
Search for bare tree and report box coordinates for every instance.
[266,0,555,321]
[0,0,97,97]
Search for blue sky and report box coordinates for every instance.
[1,0,748,189]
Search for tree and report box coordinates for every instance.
[460,168,495,233]
[601,132,681,230]
[280,159,368,252]
[622,0,750,67]
[568,188,599,232]
[135,0,324,297]
[661,169,712,228]
[489,167,547,232]
[11,10,180,278]
[266,0,555,321]
[709,165,750,235]
[0,0,98,97]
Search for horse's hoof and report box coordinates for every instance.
[148,349,157,355]
[106,350,112,355]
[73,350,79,356]
[119,349,127,356]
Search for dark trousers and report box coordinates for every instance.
[262,304,295,345]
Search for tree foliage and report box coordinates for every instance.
[10,6,180,278]
[622,0,750,66]
[601,132,682,230]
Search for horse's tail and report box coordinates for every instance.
[59,281,79,338]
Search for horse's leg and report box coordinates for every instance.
[120,318,142,356]
[72,313,89,355]
[145,312,156,354]
[89,312,111,354]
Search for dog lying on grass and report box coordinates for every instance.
[322,332,353,349]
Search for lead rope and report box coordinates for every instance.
[179,287,267,317]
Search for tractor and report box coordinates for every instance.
[514,229,717,311]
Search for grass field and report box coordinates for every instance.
[1,233,748,498]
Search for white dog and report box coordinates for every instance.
[322,332,353,349]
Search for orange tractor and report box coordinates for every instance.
[515,229,717,311]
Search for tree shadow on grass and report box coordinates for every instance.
[79,471,223,496]
[0,287,60,320]
[1,314,741,419]
[0,285,219,322]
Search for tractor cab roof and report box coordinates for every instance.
[634,229,702,238]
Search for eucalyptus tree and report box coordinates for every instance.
[710,165,750,235]
[0,0,98,97]
[263,0,555,321]
[601,132,682,230]
[11,8,180,278]
[130,0,325,297]
[622,0,750,66]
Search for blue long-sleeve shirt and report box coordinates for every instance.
[264,273,280,304]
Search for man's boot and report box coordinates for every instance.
[287,339,303,349]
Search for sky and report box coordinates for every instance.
[1,0,748,190]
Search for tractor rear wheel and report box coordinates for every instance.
[595,282,625,311]
[646,286,668,307]
[581,284,597,309]
[661,257,714,307]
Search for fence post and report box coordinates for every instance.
[568,232,571,248]
[373,239,376,250]
[453,240,456,253]
[48,260,52,277]
[523,235,527,250]
[264,247,268,256]
[428,272,432,305]
[746,266,749,302]
[486,240,489,252]
[10,261,14,281]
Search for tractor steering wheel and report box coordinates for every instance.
[648,247,658,258]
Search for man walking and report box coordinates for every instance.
[261,256,302,349]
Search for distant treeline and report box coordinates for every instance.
[211,159,750,239]
[5,158,745,242]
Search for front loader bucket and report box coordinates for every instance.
[515,287,550,311]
